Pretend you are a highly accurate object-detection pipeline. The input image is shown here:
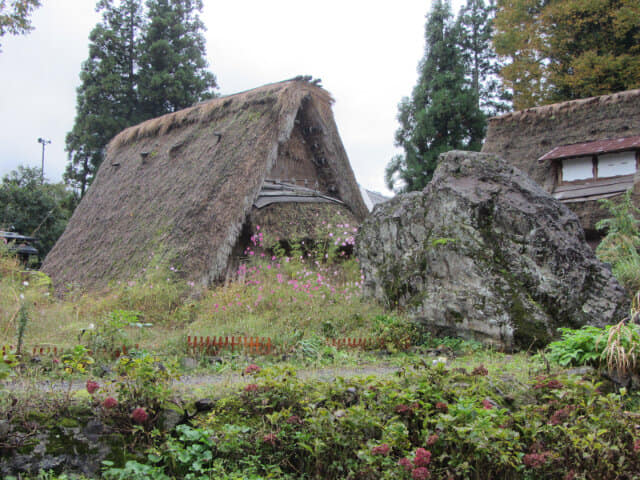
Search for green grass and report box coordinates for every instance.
[0,250,387,356]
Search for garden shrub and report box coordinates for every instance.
[546,322,640,380]
[101,364,640,479]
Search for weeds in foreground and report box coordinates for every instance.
[98,364,640,480]
[602,320,640,376]
[546,320,640,383]
[596,190,640,292]
[0,218,390,354]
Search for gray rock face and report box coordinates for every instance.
[357,151,628,351]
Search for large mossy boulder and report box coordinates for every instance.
[357,151,628,351]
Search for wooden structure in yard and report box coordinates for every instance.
[1,231,39,264]
[482,89,640,243]
[42,78,368,291]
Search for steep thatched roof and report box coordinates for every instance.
[482,89,640,233]
[483,89,640,188]
[42,78,368,290]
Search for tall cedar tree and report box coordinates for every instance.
[494,0,640,109]
[138,0,217,118]
[457,0,510,115]
[386,0,485,192]
[65,0,217,197]
[65,0,143,196]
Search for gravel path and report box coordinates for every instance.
[175,364,401,393]
[2,364,402,395]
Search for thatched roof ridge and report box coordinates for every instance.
[488,89,640,125]
[110,79,334,151]
[42,79,366,291]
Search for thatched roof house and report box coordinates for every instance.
[482,89,640,241]
[42,78,368,290]
[359,185,391,211]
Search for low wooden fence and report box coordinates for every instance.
[186,335,409,355]
[2,336,410,361]
[187,336,273,355]
[1,344,139,358]
[328,337,382,350]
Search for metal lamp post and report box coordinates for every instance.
[37,137,51,184]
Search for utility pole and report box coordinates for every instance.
[37,137,51,184]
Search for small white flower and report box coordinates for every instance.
[19,293,24,299]
[432,357,447,367]
[23,281,29,286]
[88,323,95,330]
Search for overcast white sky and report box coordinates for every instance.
[0,0,463,195]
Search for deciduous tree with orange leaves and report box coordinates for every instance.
[493,0,640,109]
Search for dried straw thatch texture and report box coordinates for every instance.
[482,89,640,233]
[42,79,368,291]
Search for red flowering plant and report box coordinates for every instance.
[357,440,398,473]
[244,383,259,393]
[112,351,178,422]
[371,443,391,456]
[395,447,433,479]
[244,363,261,375]
[522,442,554,470]
[86,379,100,395]
[131,407,149,424]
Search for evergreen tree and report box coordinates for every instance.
[138,0,217,118]
[65,0,144,196]
[0,166,75,257]
[65,0,217,197]
[386,0,485,192]
[457,0,510,115]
